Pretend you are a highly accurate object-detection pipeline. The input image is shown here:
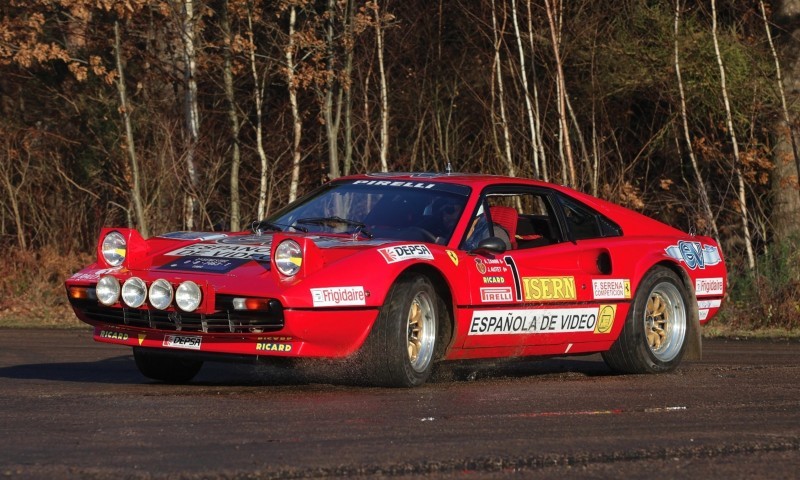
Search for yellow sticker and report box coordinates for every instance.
[138,333,146,346]
[446,250,459,266]
[522,276,576,301]
[595,304,617,334]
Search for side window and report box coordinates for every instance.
[483,190,562,250]
[559,195,621,240]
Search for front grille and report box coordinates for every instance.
[69,293,284,334]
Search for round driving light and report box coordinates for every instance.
[96,275,121,306]
[275,239,302,276]
[175,281,202,312]
[121,277,147,308]
[101,231,127,267]
[148,278,173,310]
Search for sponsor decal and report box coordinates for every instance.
[595,305,617,334]
[138,334,146,346]
[468,307,602,335]
[256,342,293,352]
[695,277,724,296]
[378,244,434,263]
[158,256,249,273]
[503,256,523,301]
[159,231,228,241]
[166,243,271,261]
[100,330,129,341]
[592,279,631,300]
[699,309,710,321]
[697,299,722,309]
[163,334,202,350]
[475,258,487,274]
[665,241,722,270]
[483,276,505,284]
[446,250,459,266]
[480,287,513,303]
[475,258,506,274]
[218,235,273,246]
[69,267,123,282]
[310,286,366,307]
[522,276,576,301]
[258,336,293,341]
[352,179,436,189]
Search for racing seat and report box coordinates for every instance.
[489,206,518,250]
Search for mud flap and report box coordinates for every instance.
[684,296,702,361]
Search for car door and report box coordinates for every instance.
[462,186,628,350]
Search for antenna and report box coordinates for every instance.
[446,162,452,175]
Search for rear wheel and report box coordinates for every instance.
[602,266,691,374]
[361,274,440,387]
[133,347,203,383]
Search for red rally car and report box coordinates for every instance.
[65,173,727,387]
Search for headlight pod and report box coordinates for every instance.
[96,276,121,306]
[175,281,202,312]
[275,239,302,276]
[101,231,127,267]
[121,277,147,308]
[148,279,173,310]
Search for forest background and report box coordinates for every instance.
[1,0,799,332]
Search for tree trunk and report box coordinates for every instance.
[491,0,515,177]
[287,5,302,202]
[674,0,719,243]
[544,0,575,187]
[324,0,341,180]
[711,0,755,270]
[511,0,538,178]
[373,0,389,172]
[769,0,800,241]
[525,0,548,182]
[221,0,241,231]
[179,0,200,230]
[248,3,270,219]
[114,21,148,238]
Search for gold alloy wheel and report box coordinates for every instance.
[643,282,687,362]
[406,291,436,373]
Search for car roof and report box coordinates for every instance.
[337,172,685,237]
[339,172,554,189]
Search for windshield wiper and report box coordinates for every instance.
[297,216,372,238]
[251,220,307,234]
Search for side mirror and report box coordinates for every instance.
[470,236,507,255]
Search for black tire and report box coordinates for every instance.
[602,266,692,374]
[361,274,440,387]
[133,347,203,383]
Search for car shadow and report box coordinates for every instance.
[0,354,616,387]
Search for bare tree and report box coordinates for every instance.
[286,3,302,202]
[674,0,719,242]
[491,0,515,177]
[221,0,241,231]
[711,0,754,270]
[510,0,539,178]
[175,0,202,229]
[764,0,800,241]
[544,0,575,187]
[372,0,389,172]
[114,21,148,238]
[247,2,271,219]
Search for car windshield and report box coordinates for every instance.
[268,179,471,244]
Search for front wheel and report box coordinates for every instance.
[361,274,440,387]
[133,347,203,383]
[602,266,691,374]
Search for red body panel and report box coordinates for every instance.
[65,173,727,364]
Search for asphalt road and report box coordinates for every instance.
[1,329,799,479]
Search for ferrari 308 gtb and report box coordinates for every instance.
[65,173,726,387]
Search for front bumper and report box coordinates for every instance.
[71,303,379,359]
